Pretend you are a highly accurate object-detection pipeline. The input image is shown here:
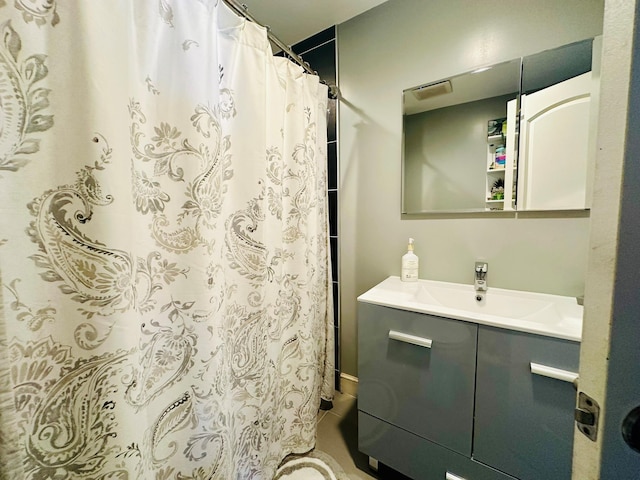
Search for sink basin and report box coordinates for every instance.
[357,276,583,341]
[414,283,553,319]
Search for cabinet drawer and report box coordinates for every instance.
[474,325,580,480]
[359,411,516,480]
[358,302,477,455]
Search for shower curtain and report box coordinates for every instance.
[0,1,333,479]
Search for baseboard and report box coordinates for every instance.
[339,373,358,397]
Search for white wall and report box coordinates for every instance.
[338,0,605,376]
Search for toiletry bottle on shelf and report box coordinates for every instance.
[495,146,506,168]
[401,238,419,282]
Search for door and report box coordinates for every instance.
[573,0,640,478]
[518,72,592,210]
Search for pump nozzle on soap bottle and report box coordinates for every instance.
[401,238,419,282]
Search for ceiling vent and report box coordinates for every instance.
[411,80,452,101]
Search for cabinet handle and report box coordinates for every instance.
[445,472,467,480]
[388,330,433,349]
[530,362,578,383]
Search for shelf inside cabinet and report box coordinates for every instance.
[485,101,517,212]
[487,134,505,144]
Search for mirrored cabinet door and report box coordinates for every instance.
[402,59,521,214]
[517,38,599,211]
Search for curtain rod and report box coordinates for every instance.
[221,0,340,99]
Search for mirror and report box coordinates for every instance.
[517,39,596,211]
[401,38,598,214]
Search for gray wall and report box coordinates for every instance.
[337,0,605,377]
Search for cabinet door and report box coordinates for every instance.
[474,326,580,480]
[358,303,477,456]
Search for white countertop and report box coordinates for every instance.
[357,276,583,342]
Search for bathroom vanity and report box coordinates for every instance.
[357,276,582,480]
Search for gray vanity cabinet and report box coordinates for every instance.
[474,325,580,480]
[358,302,579,480]
[358,302,477,456]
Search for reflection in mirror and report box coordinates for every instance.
[401,38,600,215]
[402,59,521,213]
[517,39,596,211]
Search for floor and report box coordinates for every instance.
[316,390,412,480]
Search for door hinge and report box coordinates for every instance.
[575,391,600,441]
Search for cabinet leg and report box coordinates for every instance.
[368,456,379,472]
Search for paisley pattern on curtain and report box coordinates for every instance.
[0,1,333,479]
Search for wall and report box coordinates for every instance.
[337,0,605,377]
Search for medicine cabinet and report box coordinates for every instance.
[401,38,599,214]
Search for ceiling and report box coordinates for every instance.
[236,0,389,46]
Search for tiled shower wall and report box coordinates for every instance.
[291,27,340,390]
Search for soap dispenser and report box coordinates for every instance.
[401,238,419,282]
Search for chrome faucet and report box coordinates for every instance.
[474,262,488,300]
